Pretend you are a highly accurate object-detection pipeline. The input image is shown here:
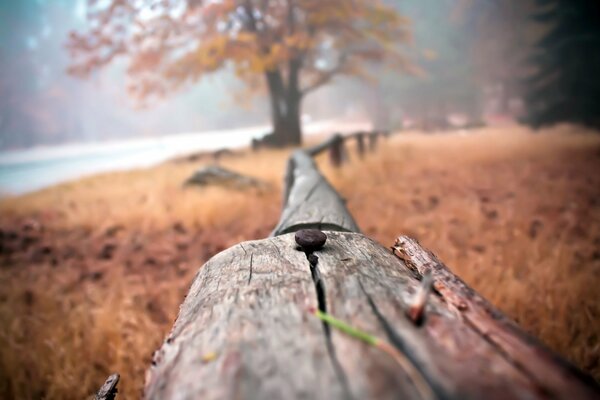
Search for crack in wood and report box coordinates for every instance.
[247,254,253,284]
[460,313,562,398]
[304,250,354,400]
[392,235,600,398]
[357,279,449,400]
[146,231,599,399]
[271,242,282,257]
[304,179,322,202]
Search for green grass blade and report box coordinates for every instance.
[313,309,379,346]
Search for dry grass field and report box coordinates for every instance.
[0,125,599,399]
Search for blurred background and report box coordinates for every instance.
[0,1,599,399]
[0,0,571,193]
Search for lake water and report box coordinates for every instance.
[0,120,369,195]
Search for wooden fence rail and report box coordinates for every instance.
[137,133,599,400]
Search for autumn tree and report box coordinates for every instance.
[67,0,411,146]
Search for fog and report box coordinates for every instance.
[1,2,599,397]
[0,0,536,151]
[1,1,270,148]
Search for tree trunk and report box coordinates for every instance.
[243,0,302,148]
[281,92,302,145]
[265,69,303,147]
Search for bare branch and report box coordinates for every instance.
[301,54,347,95]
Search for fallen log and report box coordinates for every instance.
[272,148,359,235]
[144,135,599,400]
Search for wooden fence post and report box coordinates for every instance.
[368,131,379,152]
[355,132,365,158]
[328,134,345,168]
[143,135,599,400]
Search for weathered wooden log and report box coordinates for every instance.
[144,232,598,399]
[145,135,599,400]
[305,133,344,157]
[272,149,359,235]
[390,236,599,399]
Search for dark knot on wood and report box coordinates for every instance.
[295,229,327,252]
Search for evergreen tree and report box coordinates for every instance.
[524,0,600,129]
[371,0,484,129]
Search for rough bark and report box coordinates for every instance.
[391,235,599,400]
[144,232,599,399]
[263,65,302,147]
[144,135,598,399]
[145,233,342,400]
[245,0,302,148]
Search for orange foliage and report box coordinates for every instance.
[67,0,413,104]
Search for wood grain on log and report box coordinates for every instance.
[391,235,599,400]
[144,234,347,400]
[145,134,597,400]
[144,232,598,400]
[272,149,359,236]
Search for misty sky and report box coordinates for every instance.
[0,1,280,149]
[0,0,380,150]
[0,0,530,150]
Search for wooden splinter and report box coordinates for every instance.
[406,273,433,325]
[95,373,120,400]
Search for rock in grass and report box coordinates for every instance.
[184,165,268,190]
